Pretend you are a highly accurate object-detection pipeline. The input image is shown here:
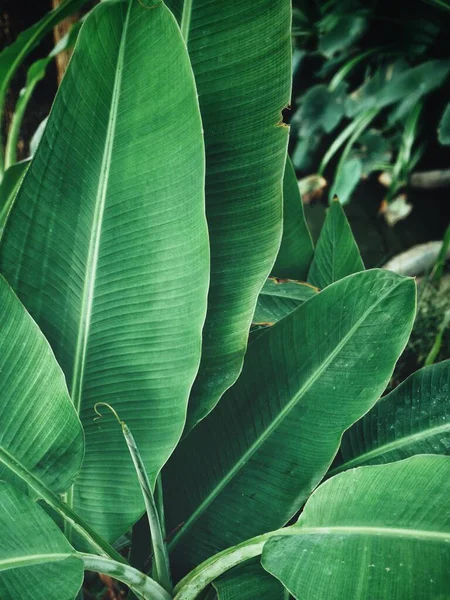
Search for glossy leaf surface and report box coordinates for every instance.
[0,0,209,542]
[263,456,450,600]
[165,269,415,575]
[166,0,292,430]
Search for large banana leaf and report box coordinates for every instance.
[271,156,314,280]
[0,275,83,495]
[0,482,83,600]
[307,197,364,288]
[0,0,90,175]
[329,359,450,476]
[164,269,415,576]
[165,0,292,431]
[262,455,450,600]
[214,561,285,600]
[0,0,209,543]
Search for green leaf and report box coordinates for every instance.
[0,0,209,543]
[330,360,450,476]
[262,455,450,600]
[307,198,364,288]
[0,160,29,233]
[297,84,347,137]
[253,278,317,325]
[0,482,83,600]
[166,0,292,431]
[329,158,362,206]
[164,269,416,575]
[319,15,368,57]
[271,157,314,281]
[214,560,285,600]
[0,0,90,175]
[438,103,450,145]
[4,20,83,169]
[0,275,83,495]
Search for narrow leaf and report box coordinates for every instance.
[271,157,314,281]
[165,269,416,576]
[0,0,209,543]
[330,360,450,475]
[0,160,29,233]
[262,455,450,600]
[307,197,364,288]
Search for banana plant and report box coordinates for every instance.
[0,1,449,600]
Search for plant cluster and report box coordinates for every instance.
[0,2,449,600]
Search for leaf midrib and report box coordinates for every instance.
[169,278,406,550]
[0,553,73,572]
[330,420,450,476]
[290,524,450,543]
[70,2,131,415]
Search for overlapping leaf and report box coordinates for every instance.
[0,482,83,600]
[330,360,450,475]
[271,157,314,281]
[308,198,364,288]
[165,269,415,576]
[166,0,292,431]
[263,455,450,600]
[0,0,209,543]
[253,278,317,325]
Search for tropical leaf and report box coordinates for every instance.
[329,360,450,476]
[271,157,314,281]
[165,0,292,431]
[0,275,83,496]
[0,0,90,174]
[0,160,29,233]
[262,455,450,600]
[164,269,415,576]
[4,21,82,168]
[253,278,317,325]
[214,561,285,600]
[329,158,362,205]
[307,198,364,288]
[438,103,450,145]
[0,0,209,543]
[0,482,83,600]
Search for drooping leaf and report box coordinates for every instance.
[0,482,83,600]
[0,0,90,173]
[165,0,292,431]
[271,157,314,281]
[319,15,368,57]
[214,560,285,600]
[329,158,362,205]
[0,0,209,543]
[253,278,317,325]
[330,360,450,476]
[438,103,450,145]
[4,20,83,168]
[262,455,450,600]
[164,269,415,576]
[0,275,83,495]
[0,160,29,232]
[307,198,364,288]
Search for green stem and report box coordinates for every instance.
[424,310,450,367]
[328,49,378,92]
[0,447,123,563]
[80,554,172,600]
[173,528,298,600]
[180,0,193,43]
[95,403,172,592]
